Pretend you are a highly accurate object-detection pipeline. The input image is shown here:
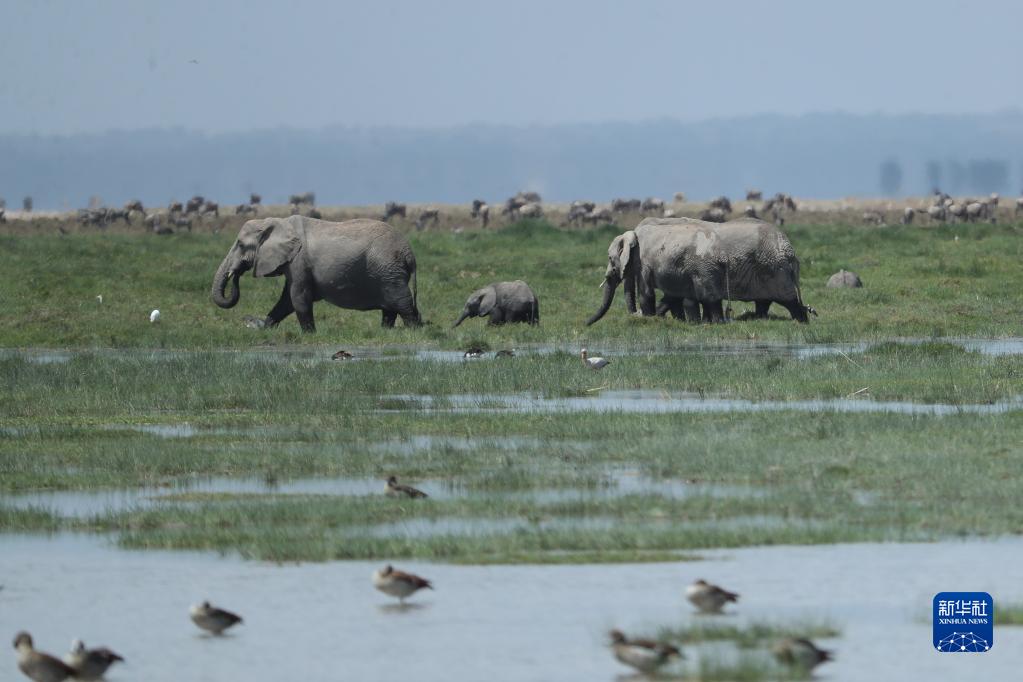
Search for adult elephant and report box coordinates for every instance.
[211,215,421,332]
[635,217,810,322]
[587,222,729,325]
[453,281,539,326]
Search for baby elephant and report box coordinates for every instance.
[453,280,539,326]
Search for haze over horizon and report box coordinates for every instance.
[2,0,1022,135]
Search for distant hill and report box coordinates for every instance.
[2,112,1022,209]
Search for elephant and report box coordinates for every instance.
[453,281,539,327]
[211,215,421,332]
[588,217,810,325]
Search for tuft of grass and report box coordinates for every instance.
[996,603,1023,625]
[656,619,841,649]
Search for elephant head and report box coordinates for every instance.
[586,230,639,326]
[211,216,303,309]
[453,286,498,327]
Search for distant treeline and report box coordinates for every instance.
[2,112,1022,209]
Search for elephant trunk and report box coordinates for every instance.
[586,276,619,326]
[452,310,471,328]
[211,256,240,308]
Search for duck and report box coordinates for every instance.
[12,632,77,682]
[772,637,833,670]
[685,578,739,614]
[331,349,354,360]
[64,639,124,680]
[384,476,428,499]
[580,348,609,370]
[609,629,682,674]
[494,349,516,358]
[463,346,485,359]
[372,564,433,603]
[189,601,243,635]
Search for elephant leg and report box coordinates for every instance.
[624,275,637,314]
[683,299,701,323]
[381,310,398,328]
[289,279,316,333]
[264,283,296,327]
[655,299,669,317]
[667,297,687,320]
[754,300,772,318]
[780,299,809,323]
[387,284,421,327]
[703,300,724,323]
[488,309,506,325]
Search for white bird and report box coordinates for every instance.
[580,348,609,370]
[95,295,103,304]
[149,309,161,323]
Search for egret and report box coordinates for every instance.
[149,309,161,323]
[580,348,609,370]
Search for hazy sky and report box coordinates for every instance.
[2,0,1022,134]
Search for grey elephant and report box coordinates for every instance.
[588,222,729,325]
[589,217,810,325]
[453,281,539,326]
[211,215,421,332]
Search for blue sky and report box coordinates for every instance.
[2,0,1021,134]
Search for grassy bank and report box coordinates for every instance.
[1,219,1021,347]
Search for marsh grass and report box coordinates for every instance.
[2,219,1022,347]
[996,603,1023,625]
[656,619,840,649]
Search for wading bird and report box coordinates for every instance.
[64,639,124,681]
[685,578,739,614]
[609,629,682,674]
[384,476,428,499]
[372,565,433,603]
[189,601,243,635]
[13,632,77,682]
[580,348,609,370]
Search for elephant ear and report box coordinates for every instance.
[477,287,498,316]
[615,231,639,279]
[254,218,301,277]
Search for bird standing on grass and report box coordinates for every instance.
[149,309,161,323]
[685,578,740,614]
[609,629,682,674]
[64,639,124,680]
[372,565,433,603]
[190,601,243,635]
[13,632,77,682]
[331,349,354,360]
[384,476,428,499]
[580,348,609,370]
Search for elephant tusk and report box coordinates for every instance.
[598,280,606,289]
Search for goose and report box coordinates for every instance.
[12,632,76,682]
[463,347,485,359]
[384,476,428,499]
[609,629,682,673]
[331,349,354,360]
[149,309,161,323]
[65,639,124,680]
[372,564,433,603]
[685,578,739,614]
[772,638,833,670]
[580,348,609,370]
[189,601,243,635]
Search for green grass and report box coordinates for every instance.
[1,219,1022,347]
[655,619,840,649]
[996,603,1023,625]
[2,218,1022,562]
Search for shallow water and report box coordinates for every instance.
[386,391,1023,416]
[1,534,1020,682]
[3,336,1022,365]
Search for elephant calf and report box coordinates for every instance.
[211,216,421,332]
[453,281,539,326]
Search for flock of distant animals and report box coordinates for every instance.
[12,476,832,680]
[3,185,1020,234]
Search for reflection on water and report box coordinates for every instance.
[1,534,1020,682]
[385,391,1023,416]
